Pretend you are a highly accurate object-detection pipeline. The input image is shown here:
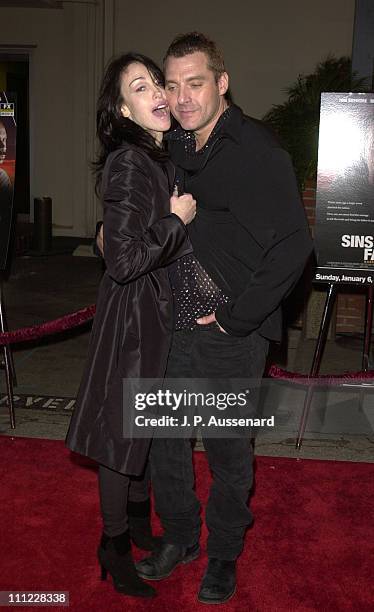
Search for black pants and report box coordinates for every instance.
[98,462,150,537]
[150,325,268,560]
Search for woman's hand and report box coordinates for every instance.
[170,193,197,225]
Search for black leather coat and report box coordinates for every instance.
[65,144,192,474]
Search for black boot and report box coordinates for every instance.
[127,499,161,551]
[198,558,237,604]
[98,531,156,598]
[136,540,200,580]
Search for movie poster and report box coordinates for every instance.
[314,92,374,285]
[0,91,16,271]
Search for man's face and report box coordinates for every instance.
[164,51,228,134]
[0,123,7,164]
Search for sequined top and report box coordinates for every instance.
[169,107,232,331]
[170,254,229,331]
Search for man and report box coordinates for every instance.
[135,33,313,604]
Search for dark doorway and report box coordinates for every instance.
[0,56,29,215]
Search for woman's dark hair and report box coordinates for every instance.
[94,52,168,195]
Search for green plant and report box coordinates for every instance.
[262,56,368,190]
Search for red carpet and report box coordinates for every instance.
[1,436,373,611]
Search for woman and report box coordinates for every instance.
[65,53,196,598]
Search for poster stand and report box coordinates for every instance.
[296,283,373,449]
[0,278,17,429]
[0,92,17,427]
[295,91,374,448]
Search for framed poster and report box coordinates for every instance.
[0,91,16,271]
[314,92,374,285]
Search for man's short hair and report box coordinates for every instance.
[164,32,226,82]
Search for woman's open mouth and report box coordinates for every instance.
[152,103,169,118]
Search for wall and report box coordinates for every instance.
[0,0,356,236]
[113,0,356,118]
[0,3,98,236]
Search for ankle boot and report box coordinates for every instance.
[127,499,161,551]
[98,531,156,598]
[198,558,237,604]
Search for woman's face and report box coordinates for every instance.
[120,62,170,143]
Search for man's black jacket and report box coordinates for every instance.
[167,105,314,341]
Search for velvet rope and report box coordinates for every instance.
[0,307,373,384]
[268,364,374,385]
[0,305,96,346]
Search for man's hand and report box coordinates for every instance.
[96,224,104,256]
[196,312,228,334]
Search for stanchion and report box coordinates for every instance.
[358,286,374,412]
[295,283,337,449]
[362,287,373,371]
[295,283,374,449]
[0,279,16,428]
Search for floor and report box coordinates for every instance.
[1,243,373,463]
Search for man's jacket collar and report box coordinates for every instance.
[166,104,243,145]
